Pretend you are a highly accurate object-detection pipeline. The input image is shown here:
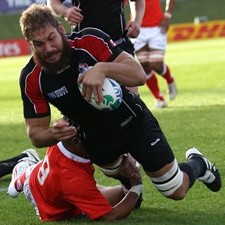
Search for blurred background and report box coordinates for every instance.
[1,0,225,37]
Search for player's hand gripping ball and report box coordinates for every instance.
[78,77,123,111]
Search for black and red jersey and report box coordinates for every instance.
[20,28,121,119]
[20,28,145,164]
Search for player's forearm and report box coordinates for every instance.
[96,53,146,87]
[129,0,145,24]
[27,124,58,148]
[25,116,59,148]
[47,0,68,18]
[100,186,141,221]
[26,117,77,148]
[114,190,140,219]
[133,0,145,25]
[165,0,176,14]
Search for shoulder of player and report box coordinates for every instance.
[68,27,111,41]
[20,57,42,81]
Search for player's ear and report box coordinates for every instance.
[58,22,66,34]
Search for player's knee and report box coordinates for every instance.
[149,160,185,200]
[169,186,187,200]
[99,154,140,179]
[99,155,125,177]
[150,61,164,74]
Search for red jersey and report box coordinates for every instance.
[28,142,112,221]
[142,0,163,27]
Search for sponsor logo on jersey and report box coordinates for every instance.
[56,65,70,74]
[47,86,68,98]
[78,63,90,74]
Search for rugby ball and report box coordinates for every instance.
[78,78,123,111]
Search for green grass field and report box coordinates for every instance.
[0,38,225,225]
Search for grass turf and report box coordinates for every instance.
[0,38,225,225]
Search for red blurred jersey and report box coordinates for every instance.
[142,0,163,27]
[28,142,112,221]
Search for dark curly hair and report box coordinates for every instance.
[20,3,59,40]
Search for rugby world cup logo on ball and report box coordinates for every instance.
[78,78,123,111]
[101,78,123,111]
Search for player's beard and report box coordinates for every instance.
[33,34,72,75]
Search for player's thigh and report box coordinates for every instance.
[129,109,175,172]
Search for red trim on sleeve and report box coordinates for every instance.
[25,66,49,115]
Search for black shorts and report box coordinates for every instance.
[127,108,175,172]
[117,37,135,56]
[85,107,175,172]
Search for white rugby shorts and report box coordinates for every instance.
[132,26,167,51]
